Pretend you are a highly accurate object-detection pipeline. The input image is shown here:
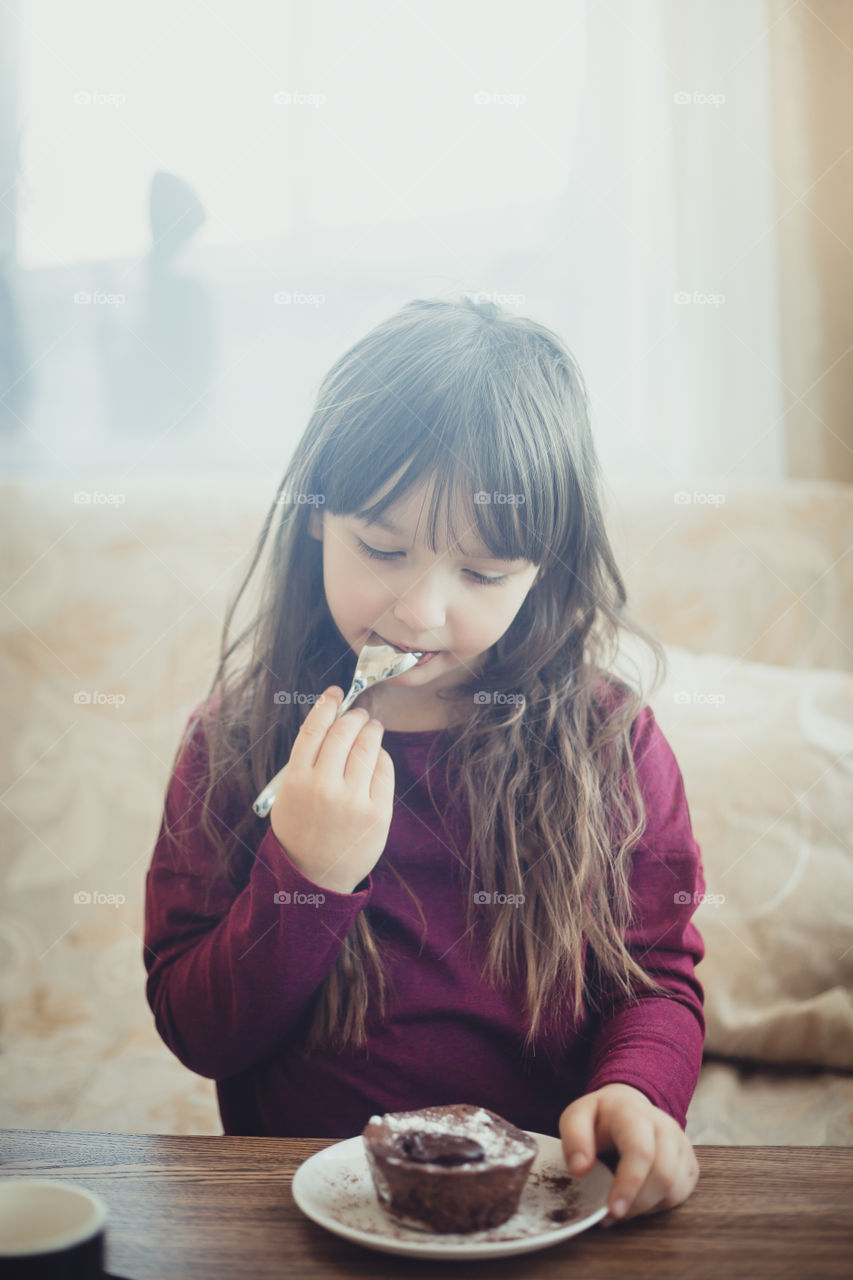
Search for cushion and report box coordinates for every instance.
[628,641,853,1069]
[605,479,853,672]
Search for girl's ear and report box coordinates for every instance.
[308,510,323,541]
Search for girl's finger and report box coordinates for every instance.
[342,717,385,789]
[287,688,344,769]
[369,745,396,805]
[558,1098,598,1177]
[618,1120,683,1219]
[314,707,374,776]
[604,1110,657,1220]
[297,700,369,777]
[611,1122,700,1223]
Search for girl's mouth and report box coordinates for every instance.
[370,632,441,666]
[410,651,439,666]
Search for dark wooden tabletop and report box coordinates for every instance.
[1,1131,852,1279]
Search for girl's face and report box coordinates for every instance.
[309,482,542,709]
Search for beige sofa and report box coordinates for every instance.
[1,474,852,1143]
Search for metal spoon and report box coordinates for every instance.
[252,641,423,817]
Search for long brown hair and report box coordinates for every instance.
[162,295,671,1064]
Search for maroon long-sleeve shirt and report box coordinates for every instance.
[143,698,706,1138]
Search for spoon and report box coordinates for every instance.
[251,641,423,817]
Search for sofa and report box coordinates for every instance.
[1,473,851,1143]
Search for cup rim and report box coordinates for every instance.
[0,1178,108,1257]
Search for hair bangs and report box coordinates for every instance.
[316,361,556,567]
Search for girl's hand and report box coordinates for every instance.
[269,686,395,895]
[558,1082,700,1226]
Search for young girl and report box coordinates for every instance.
[144,295,705,1229]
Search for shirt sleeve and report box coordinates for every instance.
[583,704,707,1129]
[143,703,374,1080]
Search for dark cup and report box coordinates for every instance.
[0,1179,107,1278]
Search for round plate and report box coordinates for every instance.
[291,1130,612,1259]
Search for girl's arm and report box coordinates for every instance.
[555,706,706,1223]
[143,704,373,1080]
[583,705,707,1129]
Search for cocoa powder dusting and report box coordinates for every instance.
[319,1164,587,1245]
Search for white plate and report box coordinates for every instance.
[291,1130,613,1259]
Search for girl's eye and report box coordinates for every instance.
[355,538,508,587]
[355,538,399,563]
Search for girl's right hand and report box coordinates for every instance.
[269,687,395,895]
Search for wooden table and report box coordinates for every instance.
[1,1132,851,1278]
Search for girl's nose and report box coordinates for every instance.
[392,575,447,634]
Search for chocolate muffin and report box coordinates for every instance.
[362,1103,538,1233]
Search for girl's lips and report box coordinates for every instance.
[371,632,438,655]
[410,650,439,667]
[369,633,442,667]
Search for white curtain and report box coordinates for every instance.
[7,0,788,484]
[529,0,786,484]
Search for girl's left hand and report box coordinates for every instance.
[558,1082,700,1226]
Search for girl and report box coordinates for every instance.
[144,295,705,1228]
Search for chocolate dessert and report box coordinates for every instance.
[362,1103,538,1233]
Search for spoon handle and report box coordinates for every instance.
[252,768,287,818]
